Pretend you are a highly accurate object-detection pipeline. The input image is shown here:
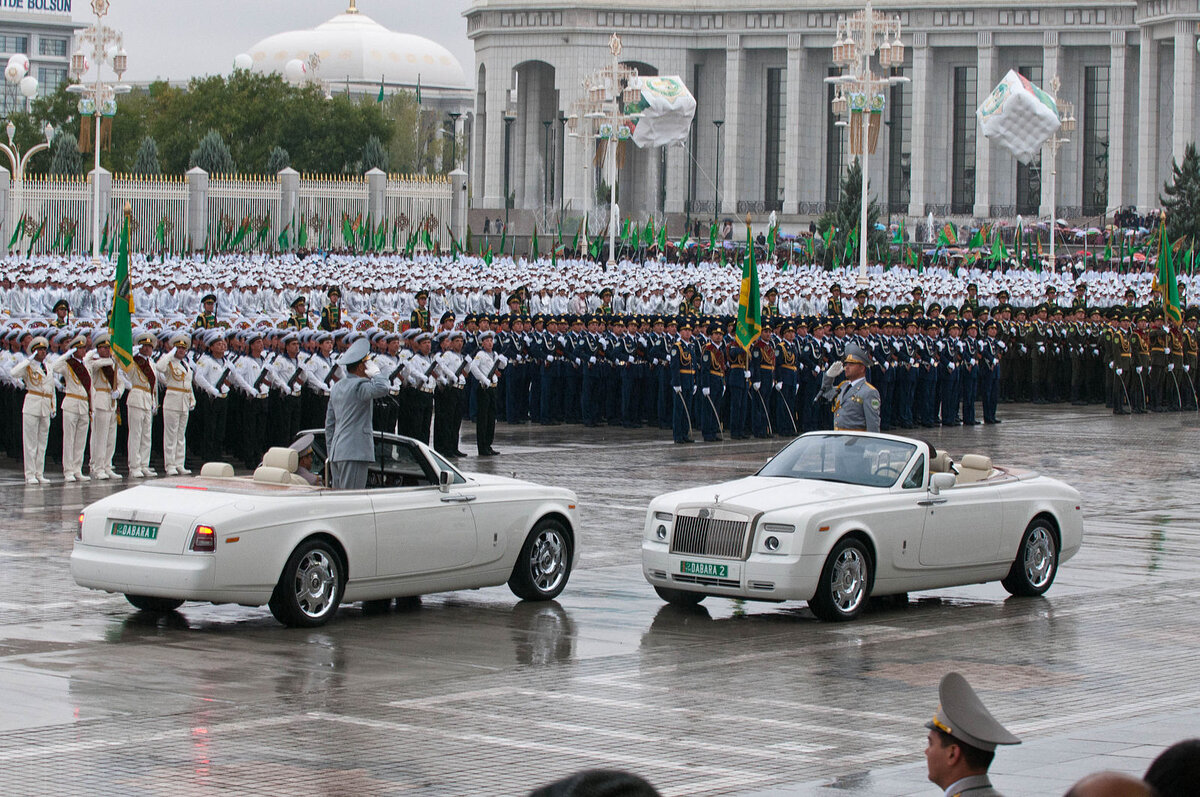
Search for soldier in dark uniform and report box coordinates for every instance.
[762,287,781,324]
[677,285,696,316]
[319,287,342,331]
[194,294,218,329]
[1071,282,1088,313]
[961,283,981,316]
[51,299,71,328]
[850,288,870,318]
[287,296,311,329]
[669,321,696,443]
[775,322,800,436]
[826,283,845,317]
[960,321,981,424]
[1131,312,1151,412]
[725,331,751,439]
[1025,304,1050,403]
[699,323,725,442]
[410,290,432,331]
[979,319,1005,424]
[1107,311,1134,414]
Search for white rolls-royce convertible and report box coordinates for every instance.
[641,431,1083,621]
[71,431,579,627]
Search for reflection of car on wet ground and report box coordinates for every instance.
[642,431,1083,621]
[71,431,579,627]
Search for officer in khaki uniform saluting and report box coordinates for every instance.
[11,336,55,484]
[156,332,196,475]
[123,331,159,478]
[819,343,881,432]
[924,671,1021,796]
[85,330,127,480]
[52,333,93,481]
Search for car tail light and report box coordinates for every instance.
[191,525,216,552]
[77,513,84,541]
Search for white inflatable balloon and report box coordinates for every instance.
[7,54,28,76]
[4,64,21,84]
[283,59,307,82]
[19,76,38,99]
[977,70,1062,165]
[233,53,253,71]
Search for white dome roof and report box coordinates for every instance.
[247,9,466,89]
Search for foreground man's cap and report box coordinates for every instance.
[339,337,370,367]
[925,671,1021,752]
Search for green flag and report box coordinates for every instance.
[530,227,539,259]
[156,218,166,249]
[63,224,75,253]
[277,221,291,251]
[657,222,667,253]
[499,225,507,258]
[8,213,24,250]
[571,218,582,253]
[108,212,134,368]
[483,245,494,266]
[967,228,984,250]
[620,218,630,244]
[708,222,718,253]
[843,227,858,265]
[990,231,1007,269]
[415,73,422,105]
[375,218,387,251]
[230,217,251,248]
[377,75,385,103]
[26,218,46,257]
[51,222,63,252]
[589,234,602,260]
[643,218,653,248]
[99,216,108,254]
[1156,221,1182,324]
[298,215,307,248]
[342,216,355,248]
[735,219,762,351]
[421,226,434,252]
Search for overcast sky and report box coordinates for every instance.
[79,0,474,84]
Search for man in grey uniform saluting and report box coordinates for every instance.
[820,343,882,432]
[325,337,391,489]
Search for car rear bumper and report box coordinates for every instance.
[642,543,821,601]
[70,544,269,605]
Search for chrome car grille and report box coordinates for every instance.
[670,515,749,559]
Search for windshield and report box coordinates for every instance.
[757,434,917,488]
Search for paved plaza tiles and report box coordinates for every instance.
[0,406,1197,795]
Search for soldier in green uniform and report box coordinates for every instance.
[287,296,312,329]
[1130,313,1151,412]
[1024,304,1049,403]
[961,283,980,316]
[1106,311,1134,414]
[410,290,432,331]
[319,286,342,331]
[1071,282,1088,313]
[826,283,845,316]
[51,299,70,328]
[194,293,218,329]
[1147,310,1169,411]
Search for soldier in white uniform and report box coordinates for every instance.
[232,332,278,469]
[270,332,305,446]
[124,331,159,478]
[156,332,196,475]
[467,331,507,456]
[52,334,93,481]
[10,336,55,484]
[192,331,233,463]
[85,331,128,480]
[402,332,438,445]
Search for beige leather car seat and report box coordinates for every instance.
[955,454,994,484]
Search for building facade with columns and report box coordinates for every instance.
[466,0,1199,227]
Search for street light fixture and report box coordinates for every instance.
[826,0,907,287]
[1044,76,1075,270]
[712,119,724,232]
[542,118,552,211]
[558,113,567,225]
[503,106,515,235]
[446,111,461,172]
[67,0,131,263]
[0,121,53,182]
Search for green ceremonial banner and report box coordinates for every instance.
[530,227,539,258]
[108,212,134,368]
[735,218,762,351]
[26,218,46,257]
[1156,222,1182,324]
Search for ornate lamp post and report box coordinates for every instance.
[827,0,907,286]
[67,0,130,263]
[446,111,461,172]
[0,120,54,181]
[1044,76,1075,269]
[566,33,643,267]
[503,100,515,234]
[712,119,723,228]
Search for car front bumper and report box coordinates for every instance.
[641,542,824,602]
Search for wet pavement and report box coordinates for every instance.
[1,406,1199,796]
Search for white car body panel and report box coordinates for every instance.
[72,437,579,609]
[642,431,1083,604]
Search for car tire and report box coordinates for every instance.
[125,594,184,613]
[508,518,572,601]
[1001,518,1059,597]
[809,537,873,622]
[653,586,706,606]
[268,538,345,627]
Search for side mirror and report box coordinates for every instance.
[439,470,452,493]
[930,473,956,495]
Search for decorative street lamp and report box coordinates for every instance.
[566,33,643,267]
[827,0,907,287]
[67,0,130,263]
[503,104,515,234]
[557,112,567,223]
[542,118,552,210]
[0,120,54,182]
[446,111,461,172]
[712,119,724,229]
[1044,76,1076,269]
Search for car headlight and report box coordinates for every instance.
[762,523,795,535]
[764,535,780,551]
[651,511,672,542]
[654,511,673,522]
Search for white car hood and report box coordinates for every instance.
[656,476,879,514]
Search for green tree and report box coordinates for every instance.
[189,129,235,174]
[1162,142,1200,244]
[816,157,885,268]
[382,90,442,174]
[266,145,290,174]
[133,136,161,175]
[48,131,83,176]
[362,135,388,172]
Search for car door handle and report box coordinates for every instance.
[917,498,948,506]
[440,494,476,503]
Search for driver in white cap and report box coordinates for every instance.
[925,671,1021,796]
[324,336,390,490]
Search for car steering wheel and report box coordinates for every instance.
[875,465,901,479]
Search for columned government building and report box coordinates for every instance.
[466,0,1199,225]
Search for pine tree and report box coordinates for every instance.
[266,146,291,174]
[362,135,389,172]
[48,131,83,177]
[815,157,884,269]
[132,136,161,175]
[188,130,235,175]
[1162,142,1200,244]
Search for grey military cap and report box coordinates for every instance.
[339,336,371,367]
[843,342,874,368]
[925,672,1021,752]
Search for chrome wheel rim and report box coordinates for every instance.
[1024,527,1056,589]
[529,529,568,593]
[294,549,339,618]
[831,548,867,614]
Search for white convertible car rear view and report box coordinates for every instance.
[72,431,579,627]
[642,431,1083,620]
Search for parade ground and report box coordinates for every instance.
[1,406,1198,796]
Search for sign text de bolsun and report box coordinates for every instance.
[0,0,73,14]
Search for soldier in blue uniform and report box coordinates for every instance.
[699,323,725,442]
[938,320,964,425]
[669,320,697,443]
[979,319,1005,424]
[916,320,941,427]
[580,315,602,427]
[774,322,800,436]
[961,321,982,424]
[725,330,751,439]
[894,318,919,428]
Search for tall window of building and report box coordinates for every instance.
[1082,65,1110,217]
[688,63,702,215]
[0,34,29,54]
[39,37,68,57]
[826,66,845,206]
[1016,66,1043,216]
[951,66,977,214]
[887,65,911,213]
[37,67,67,97]
[764,66,785,211]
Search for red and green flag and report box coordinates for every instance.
[734,217,762,351]
[108,210,134,368]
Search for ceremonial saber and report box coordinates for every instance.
[1135,369,1148,407]
[703,390,723,434]
[1169,369,1184,409]
[674,389,692,432]
[1117,369,1132,412]
[754,386,774,436]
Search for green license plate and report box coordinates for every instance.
[681,560,728,578]
[111,521,159,540]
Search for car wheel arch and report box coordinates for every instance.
[834,529,877,588]
[285,531,349,583]
[529,511,574,551]
[1028,511,1061,550]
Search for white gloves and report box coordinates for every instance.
[546,355,554,363]
[497,354,509,367]
[1168,363,1175,372]
[826,361,844,379]
[673,385,682,394]
[1116,368,1123,376]
[743,370,751,380]
[589,356,597,365]
[423,377,436,390]
[1038,345,1045,353]
[1136,366,1143,374]
[364,361,380,378]
[489,377,499,388]
[752,381,761,391]
[1165,347,1172,355]
[456,376,466,388]
[691,385,697,395]
[773,382,783,391]
[702,387,711,396]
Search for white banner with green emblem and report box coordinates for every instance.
[628,76,697,149]
[976,69,1061,165]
